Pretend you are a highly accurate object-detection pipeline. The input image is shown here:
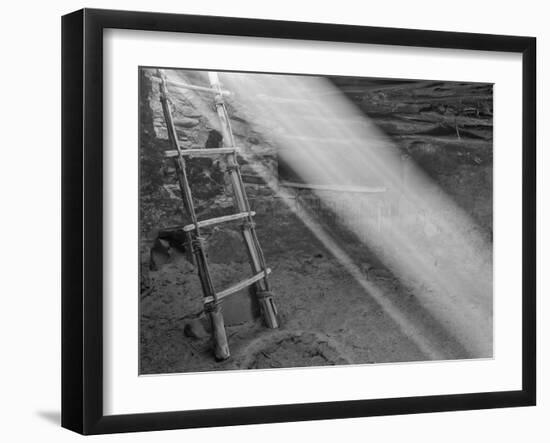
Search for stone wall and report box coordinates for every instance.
[139,70,493,296]
[330,77,493,233]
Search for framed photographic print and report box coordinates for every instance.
[61,8,536,435]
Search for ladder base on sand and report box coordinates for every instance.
[156,69,279,361]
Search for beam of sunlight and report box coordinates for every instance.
[160,69,493,359]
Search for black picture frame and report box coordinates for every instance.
[61,8,536,435]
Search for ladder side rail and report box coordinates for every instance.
[158,74,197,265]
[158,72,199,224]
[213,79,271,291]
[158,70,219,301]
[208,72,278,328]
[208,73,267,281]
[158,69,231,359]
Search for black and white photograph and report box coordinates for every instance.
[139,67,494,374]
[1,0,546,439]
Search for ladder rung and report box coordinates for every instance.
[183,211,255,232]
[204,268,272,304]
[165,148,239,158]
[176,143,214,149]
[151,76,232,96]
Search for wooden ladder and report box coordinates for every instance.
[155,69,279,360]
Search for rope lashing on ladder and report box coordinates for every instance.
[242,219,256,230]
[192,236,207,252]
[256,290,274,300]
[226,163,240,172]
[203,300,217,313]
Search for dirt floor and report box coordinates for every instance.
[140,198,473,374]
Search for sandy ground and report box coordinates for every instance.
[140,198,473,374]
